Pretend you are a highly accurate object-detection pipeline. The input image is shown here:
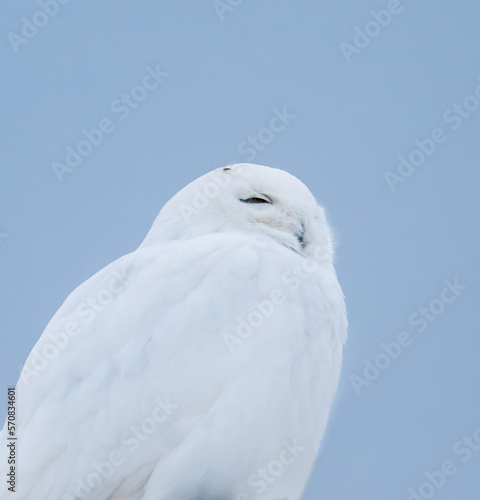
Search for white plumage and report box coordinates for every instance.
[1,163,347,500]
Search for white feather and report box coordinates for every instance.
[1,163,347,500]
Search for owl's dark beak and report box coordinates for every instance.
[295,219,307,249]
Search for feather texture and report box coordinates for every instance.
[1,164,347,500]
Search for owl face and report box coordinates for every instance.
[144,163,334,260]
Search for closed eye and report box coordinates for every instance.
[239,195,273,204]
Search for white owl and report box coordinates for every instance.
[1,163,347,500]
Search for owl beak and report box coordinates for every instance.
[295,218,307,249]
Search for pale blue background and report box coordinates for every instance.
[1,1,480,499]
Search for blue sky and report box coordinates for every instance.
[1,1,479,499]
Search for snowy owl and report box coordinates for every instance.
[1,163,347,500]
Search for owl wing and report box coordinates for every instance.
[1,232,346,500]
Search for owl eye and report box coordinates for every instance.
[239,195,273,204]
